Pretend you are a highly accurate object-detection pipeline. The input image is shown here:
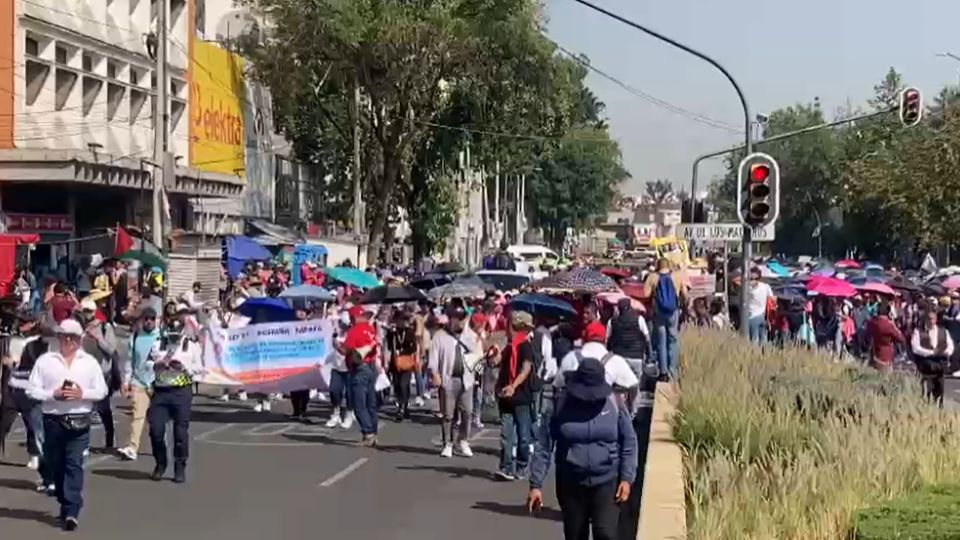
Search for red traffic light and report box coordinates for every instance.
[750,164,770,182]
[899,87,923,127]
[904,89,920,105]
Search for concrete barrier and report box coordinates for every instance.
[638,384,686,540]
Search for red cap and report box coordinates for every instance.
[582,321,606,344]
[348,305,365,319]
[470,312,487,328]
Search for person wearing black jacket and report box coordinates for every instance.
[2,315,49,475]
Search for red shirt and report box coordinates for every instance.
[343,322,378,365]
[866,316,906,365]
[50,295,77,323]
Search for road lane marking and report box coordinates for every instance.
[318,458,368,487]
[84,454,114,469]
[193,423,236,441]
[243,423,294,436]
[200,440,325,447]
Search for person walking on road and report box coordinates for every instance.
[911,307,954,406]
[527,358,637,540]
[117,308,161,461]
[340,306,380,447]
[4,314,49,473]
[388,310,419,422]
[745,267,775,345]
[79,298,120,450]
[494,311,536,480]
[643,258,685,382]
[428,306,481,458]
[148,332,203,483]
[325,307,355,429]
[27,319,108,531]
[606,298,649,413]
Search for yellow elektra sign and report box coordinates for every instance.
[190,41,245,175]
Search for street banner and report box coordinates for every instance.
[201,319,333,394]
[688,274,717,299]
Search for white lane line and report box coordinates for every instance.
[84,454,114,469]
[193,423,236,441]
[243,423,293,436]
[318,458,369,487]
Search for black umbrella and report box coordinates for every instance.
[434,261,464,274]
[409,273,453,291]
[360,285,428,305]
[888,275,922,294]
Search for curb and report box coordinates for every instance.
[638,384,686,540]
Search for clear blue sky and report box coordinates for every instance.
[546,0,960,196]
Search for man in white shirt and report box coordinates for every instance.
[428,307,481,458]
[26,319,107,531]
[554,321,639,393]
[747,267,775,344]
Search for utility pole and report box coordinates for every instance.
[494,160,501,246]
[152,0,168,249]
[351,80,363,240]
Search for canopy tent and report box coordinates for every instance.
[0,234,38,295]
[291,244,328,285]
[224,235,272,278]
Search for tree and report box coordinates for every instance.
[644,179,674,204]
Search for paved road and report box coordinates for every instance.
[0,395,566,540]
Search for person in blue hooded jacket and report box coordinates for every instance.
[527,357,637,540]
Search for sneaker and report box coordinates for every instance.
[325,413,342,428]
[35,481,51,493]
[472,418,484,430]
[63,517,78,532]
[26,456,39,470]
[953,369,960,378]
[218,393,230,402]
[253,402,264,413]
[82,448,89,459]
[316,391,330,403]
[341,412,355,430]
[414,396,425,408]
[173,464,186,484]
[117,447,137,461]
[309,389,319,400]
[457,440,474,458]
[262,401,272,412]
[440,444,454,458]
[151,466,165,482]
[494,470,515,481]
[237,391,249,402]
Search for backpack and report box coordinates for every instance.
[654,273,679,315]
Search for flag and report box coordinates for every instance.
[114,225,134,255]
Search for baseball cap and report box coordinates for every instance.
[348,305,365,319]
[511,310,534,329]
[56,319,84,337]
[80,298,97,312]
[582,321,607,344]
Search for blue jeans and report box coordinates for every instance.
[13,388,44,457]
[351,364,379,436]
[653,311,680,379]
[499,404,532,476]
[329,370,353,411]
[148,387,193,468]
[748,316,767,345]
[414,363,426,398]
[41,415,90,520]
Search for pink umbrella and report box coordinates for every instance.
[807,277,857,298]
[597,291,646,313]
[855,282,897,296]
[943,275,960,290]
[835,259,861,269]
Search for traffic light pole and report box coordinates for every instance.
[570,0,754,336]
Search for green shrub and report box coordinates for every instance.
[853,485,960,539]
[677,329,960,540]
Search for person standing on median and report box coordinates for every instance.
[26,319,108,532]
[117,308,161,461]
[527,358,637,540]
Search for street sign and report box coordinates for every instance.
[676,223,775,243]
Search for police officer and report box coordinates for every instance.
[147,332,203,483]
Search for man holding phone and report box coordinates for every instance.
[26,319,108,532]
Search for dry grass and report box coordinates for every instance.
[675,329,960,540]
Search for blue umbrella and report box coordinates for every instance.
[238,297,297,323]
[509,293,577,318]
[765,260,790,277]
[325,267,380,289]
[279,285,336,302]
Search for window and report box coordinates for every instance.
[82,77,102,116]
[54,69,78,110]
[25,61,49,106]
[25,36,38,57]
[82,53,92,72]
[107,83,125,121]
[129,89,147,126]
[55,46,67,64]
[107,61,117,79]
[130,68,140,86]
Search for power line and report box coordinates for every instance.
[551,41,741,134]
[416,120,612,142]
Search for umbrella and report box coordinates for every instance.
[888,275,922,294]
[119,249,166,270]
[765,260,791,278]
[434,261,464,274]
[279,285,336,302]
[410,273,453,291]
[773,285,808,303]
[596,291,645,312]
[360,285,427,305]
[944,275,960,290]
[599,267,631,280]
[835,259,861,269]
[620,281,645,300]
[923,282,948,297]
[807,277,857,298]
[325,267,380,289]
[427,280,488,302]
[508,293,577,318]
[856,282,897,296]
[533,267,618,293]
[238,297,297,323]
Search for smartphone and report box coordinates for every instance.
[61,380,75,389]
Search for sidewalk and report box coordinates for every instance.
[638,384,686,540]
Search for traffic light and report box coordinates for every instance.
[736,152,779,228]
[899,87,922,127]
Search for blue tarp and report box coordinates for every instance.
[291,244,328,285]
[224,235,272,278]
[765,261,790,277]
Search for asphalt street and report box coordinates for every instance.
[0,393,626,540]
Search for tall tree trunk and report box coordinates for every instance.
[367,148,401,263]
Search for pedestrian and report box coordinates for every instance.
[340,305,380,447]
[606,298,649,413]
[911,307,953,406]
[555,321,639,399]
[388,309,419,422]
[494,310,536,481]
[148,331,203,483]
[866,303,905,373]
[288,305,313,422]
[26,319,108,531]
[642,259,685,381]
[325,307,355,429]
[745,267,774,345]
[527,358,637,540]
[117,308,161,461]
[5,314,49,473]
[428,306,481,458]
[78,298,120,450]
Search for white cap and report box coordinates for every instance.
[80,298,97,312]
[56,319,84,337]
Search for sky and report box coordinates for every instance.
[546,0,960,197]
